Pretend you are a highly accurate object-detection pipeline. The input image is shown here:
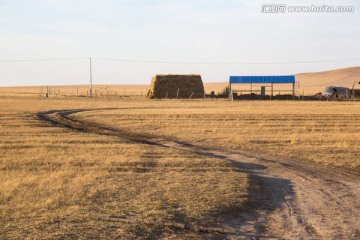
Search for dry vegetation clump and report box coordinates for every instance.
[0,97,249,239]
[147,75,205,99]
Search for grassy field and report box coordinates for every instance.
[81,99,360,169]
[1,94,359,238]
[0,96,250,239]
[0,82,229,98]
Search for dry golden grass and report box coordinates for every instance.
[0,84,149,97]
[0,82,227,98]
[82,100,360,169]
[1,93,359,239]
[0,96,249,239]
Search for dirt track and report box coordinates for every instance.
[36,109,360,239]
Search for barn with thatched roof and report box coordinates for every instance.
[147,74,205,99]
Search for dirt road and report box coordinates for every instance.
[36,109,360,239]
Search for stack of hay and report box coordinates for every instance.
[147,74,205,99]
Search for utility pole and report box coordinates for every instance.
[89,57,93,98]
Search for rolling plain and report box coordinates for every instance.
[1,92,359,239]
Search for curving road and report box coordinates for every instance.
[36,109,360,239]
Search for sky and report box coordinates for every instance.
[0,0,359,86]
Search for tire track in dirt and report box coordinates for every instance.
[36,109,360,240]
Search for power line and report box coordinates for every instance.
[95,57,360,65]
[0,57,359,65]
[0,57,88,62]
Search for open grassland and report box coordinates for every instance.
[0,84,150,98]
[78,100,360,169]
[1,95,360,239]
[2,66,360,98]
[0,82,229,98]
[0,97,250,239]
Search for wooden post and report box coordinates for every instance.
[46,86,49,98]
[89,57,93,98]
[352,82,356,100]
[177,88,180,98]
[189,92,194,99]
[292,82,295,99]
[165,92,168,99]
[229,83,232,99]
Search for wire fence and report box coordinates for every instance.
[0,86,149,98]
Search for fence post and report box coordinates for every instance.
[189,92,194,99]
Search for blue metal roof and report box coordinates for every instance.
[230,76,295,84]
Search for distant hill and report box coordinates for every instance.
[295,67,360,93]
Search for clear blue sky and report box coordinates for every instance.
[0,0,359,86]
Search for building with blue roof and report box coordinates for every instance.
[229,75,296,99]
